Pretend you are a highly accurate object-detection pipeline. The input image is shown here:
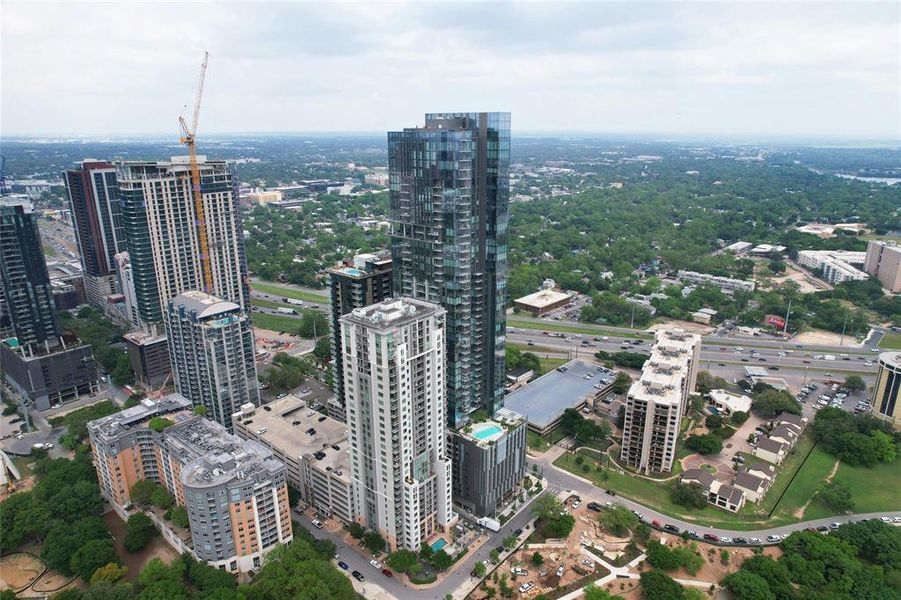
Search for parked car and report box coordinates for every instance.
[311,519,323,529]
[767,535,782,542]
[720,537,733,544]
[734,537,748,544]
[663,524,680,534]
[518,582,534,593]
[749,537,762,544]
[369,560,382,569]
[382,569,393,577]
[587,502,604,512]
[703,533,719,542]
[337,561,349,570]
[352,570,364,582]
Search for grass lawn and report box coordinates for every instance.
[251,282,328,304]
[878,332,901,350]
[507,318,651,339]
[527,429,565,452]
[251,312,303,333]
[537,357,568,375]
[768,443,836,522]
[814,456,901,517]
[508,342,565,355]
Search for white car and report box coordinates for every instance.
[767,535,782,542]
[556,565,565,577]
[369,560,382,569]
[720,537,733,544]
[512,567,528,576]
[880,517,892,523]
[311,519,323,529]
[518,582,534,593]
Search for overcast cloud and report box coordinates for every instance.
[1,1,898,139]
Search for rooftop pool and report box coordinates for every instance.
[471,422,504,442]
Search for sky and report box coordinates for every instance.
[1,1,898,140]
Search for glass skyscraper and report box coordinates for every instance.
[388,112,510,426]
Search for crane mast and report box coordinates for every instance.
[179,51,213,293]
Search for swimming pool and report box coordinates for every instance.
[472,424,503,440]
[430,538,448,552]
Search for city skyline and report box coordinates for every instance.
[1,2,897,139]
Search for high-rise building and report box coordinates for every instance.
[1,197,59,346]
[389,112,510,426]
[864,241,901,293]
[0,197,99,408]
[621,329,701,474]
[341,298,454,551]
[64,161,125,307]
[165,291,259,431]
[327,252,393,421]
[116,157,250,330]
[87,394,293,573]
[871,352,901,428]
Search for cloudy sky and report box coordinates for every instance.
[1,1,898,139]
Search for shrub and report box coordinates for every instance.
[123,513,156,552]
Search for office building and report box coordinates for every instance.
[872,352,901,428]
[116,157,251,330]
[64,161,125,308]
[797,250,869,284]
[865,241,901,293]
[514,289,573,316]
[389,112,510,425]
[165,291,259,431]
[327,252,393,420]
[1,197,98,408]
[676,270,755,293]
[450,408,527,516]
[620,329,701,474]
[234,395,353,524]
[87,394,293,573]
[123,330,171,389]
[341,298,454,551]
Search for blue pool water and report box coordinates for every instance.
[708,406,720,415]
[430,538,448,551]
[473,425,503,440]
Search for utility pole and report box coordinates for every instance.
[630,304,636,330]
[782,298,792,336]
[839,313,849,346]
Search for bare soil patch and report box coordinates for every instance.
[104,511,179,581]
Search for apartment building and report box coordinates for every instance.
[233,396,353,524]
[797,250,869,284]
[116,157,251,330]
[871,352,901,427]
[864,241,901,293]
[676,270,755,293]
[327,252,393,421]
[164,291,259,432]
[63,161,125,308]
[341,298,454,551]
[620,329,701,474]
[88,395,292,573]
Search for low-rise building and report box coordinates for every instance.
[725,241,752,255]
[233,395,353,524]
[797,250,868,284]
[691,308,717,325]
[676,270,755,294]
[505,367,534,391]
[514,288,573,316]
[708,389,752,415]
[87,394,292,573]
[753,437,787,464]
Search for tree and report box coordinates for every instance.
[696,371,728,395]
[640,570,686,600]
[246,536,358,599]
[348,522,365,539]
[531,552,544,566]
[705,414,724,429]
[722,570,776,600]
[646,541,682,571]
[489,549,501,563]
[685,433,723,455]
[42,517,110,574]
[123,513,156,553]
[168,506,190,528]
[150,486,174,510]
[545,513,575,538]
[473,561,487,578]
[844,374,866,392]
[386,549,417,574]
[363,530,386,555]
[147,417,172,432]
[670,482,708,509]
[129,481,155,507]
[531,493,565,521]
[430,549,453,571]
[584,584,624,600]
[751,389,802,418]
[731,411,749,425]
[815,481,854,512]
[634,523,652,545]
[313,336,331,364]
[298,311,328,339]
[71,539,119,581]
[600,505,638,536]
[611,372,632,395]
[503,535,517,550]
[193,405,208,416]
[90,563,128,585]
[182,553,237,593]
[870,429,897,462]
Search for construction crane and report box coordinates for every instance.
[179,51,213,293]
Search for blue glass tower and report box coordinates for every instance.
[389,112,510,427]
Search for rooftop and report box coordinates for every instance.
[87,394,194,444]
[233,394,350,483]
[879,351,901,368]
[342,297,444,330]
[628,329,701,406]
[169,290,240,320]
[457,408,525,446]
[708,389,752,414]
[504,360,609,429]
[756,437,786,454]
[681,468,715,488]
[514,289,572,309]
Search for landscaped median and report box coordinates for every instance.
[551,431,897,531]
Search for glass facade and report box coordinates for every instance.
[389,112,510,426]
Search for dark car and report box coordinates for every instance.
[605,489,616,496]
[515,528,523,536]
[496,546,505,555]
[382,569,393,577]
[587,502,604,512]
[703,533,719,542]
[663,524,680,534]
[816,525,829,532]
[352,570,365,582]
[734,537,748,544]
[337,561,349,570]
